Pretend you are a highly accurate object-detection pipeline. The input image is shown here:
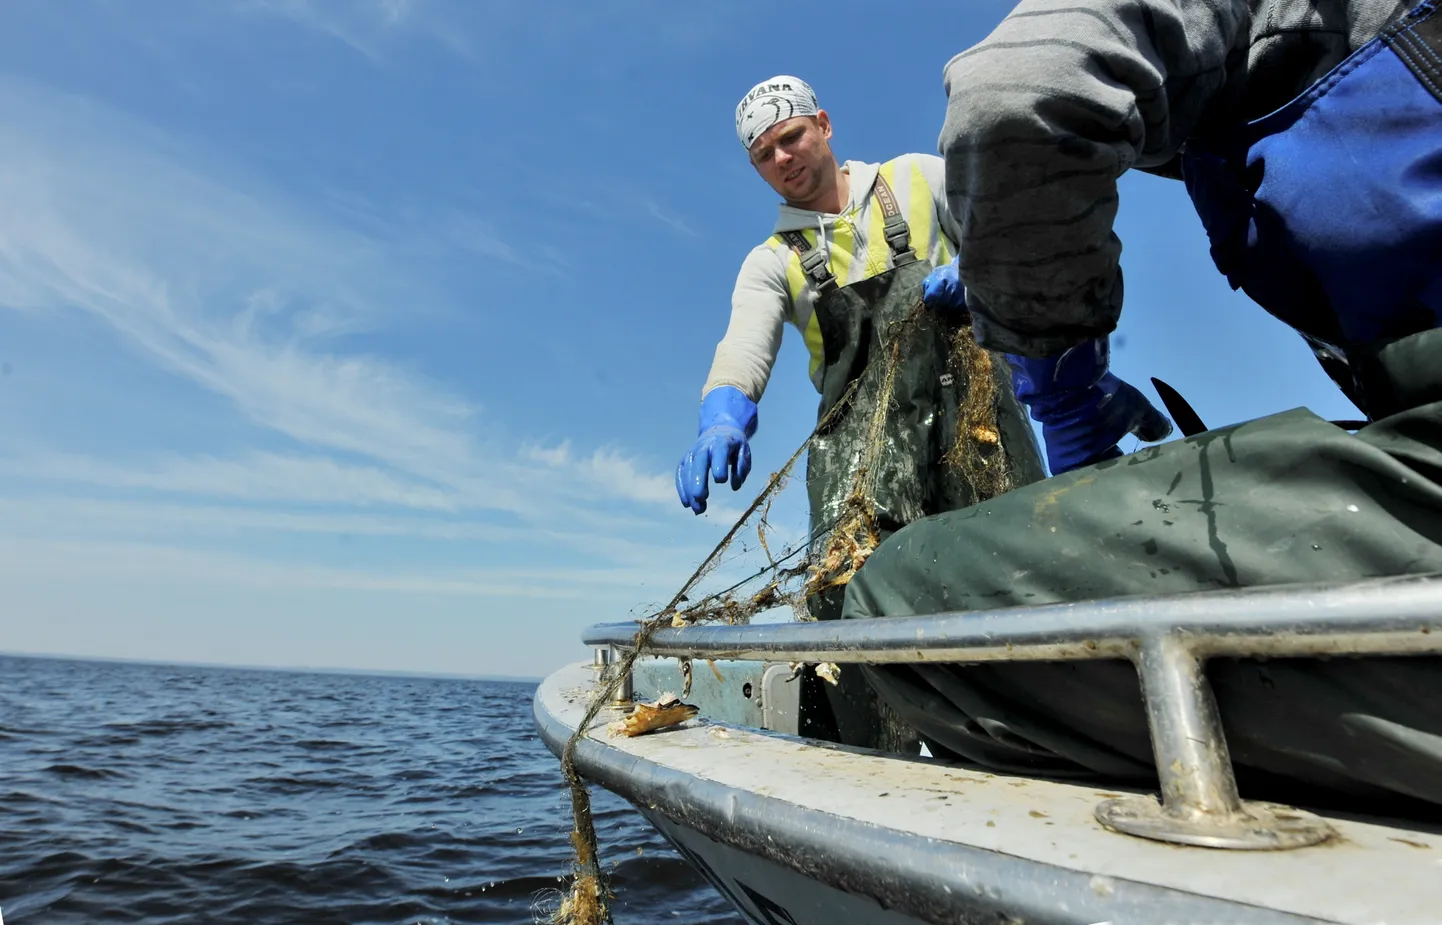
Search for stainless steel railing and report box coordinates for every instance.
[584,573,1442,850]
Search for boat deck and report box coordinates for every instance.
[536,660,1442,925]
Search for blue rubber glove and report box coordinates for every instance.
[676,385,758,515]
[921,256,967,313]
[1005,337,1173,475]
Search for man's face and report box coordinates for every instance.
[748,112,834,206]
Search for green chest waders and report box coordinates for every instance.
[778,177,1045,748]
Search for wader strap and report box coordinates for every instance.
[780,229,839,295]
[871,175,917,266]
[778,174,919,294]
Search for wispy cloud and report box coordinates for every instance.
[0,22,795,678]
[537,186,703,243]
[0,535,671,599]
[233,0,737,64]
[235,0,444,60]
[0,452,463,511]
[436,209,563,274]
[0,495,702,568]
[522,442,675,507]
[0,82,468,466]
[0,77,679,524]
[643,199,701,239]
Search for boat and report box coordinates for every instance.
[532,574,1442,924]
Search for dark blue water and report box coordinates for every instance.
[0,654,742,924]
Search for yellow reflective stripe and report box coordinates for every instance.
[908,160,938,264]
[769,233,827,381]
[828,217,856,286]
[770,233,810,305]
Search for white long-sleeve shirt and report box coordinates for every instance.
[702,154,963,401]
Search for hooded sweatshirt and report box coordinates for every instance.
[935,0,1410,358]
[702,153,962,401]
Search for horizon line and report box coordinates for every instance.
[0,648,542,685]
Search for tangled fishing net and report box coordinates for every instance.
[547,307,1022,925]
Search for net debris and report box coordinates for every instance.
[608,694,700,737]
[546,309,1022,925]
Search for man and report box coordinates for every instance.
[844,0,1442,811]
[676,76,1045,750]
[675,75,1043,520]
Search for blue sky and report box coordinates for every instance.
[0,0,1359,679]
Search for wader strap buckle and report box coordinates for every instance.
[780,230,838,295]
[777,174,918,294]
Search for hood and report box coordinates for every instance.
[771,160,880,233]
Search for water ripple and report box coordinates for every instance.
[0,655,741,925]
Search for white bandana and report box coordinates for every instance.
[735,76,818,151]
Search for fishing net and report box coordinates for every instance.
[546,306,1032,925]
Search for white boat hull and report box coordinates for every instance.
[534,660,1442,925]
[643,811,927,925]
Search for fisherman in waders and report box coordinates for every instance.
[844,0,1442,814]
[675,76,1045,750]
